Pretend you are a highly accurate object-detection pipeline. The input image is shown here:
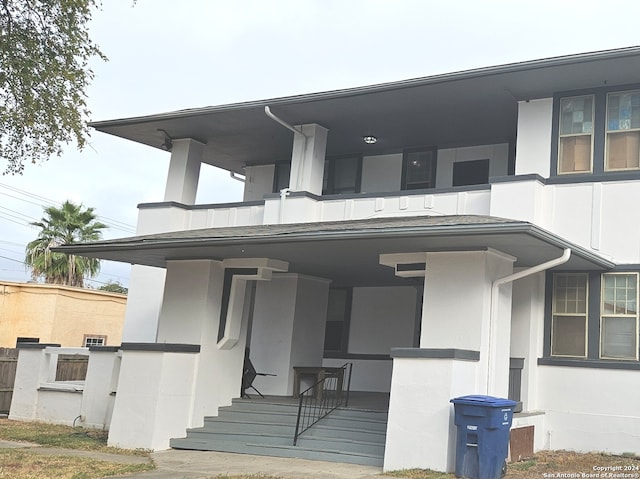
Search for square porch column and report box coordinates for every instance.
[384,249,515,472]
[249,273,331,396]
[289,124,328,196]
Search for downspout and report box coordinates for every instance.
[486,248,571,395]
[264,106,308,191]
[279,188,291,224]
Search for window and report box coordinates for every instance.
[558,96,594,174]
[452,159,490,187]
[606,91,640,171]
[83,335,106,347]
[551,273,588,357]
[323,288,351,354]
[601,273,638,360]
[273,161,290,192]
[16,337,39,346]
[402,148,437,190]
[323,156,361,195]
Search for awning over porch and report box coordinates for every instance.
[54,215,614,287]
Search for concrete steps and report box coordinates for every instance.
[170,398,388,466]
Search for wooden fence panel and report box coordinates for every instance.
[0,348,18,413]
[55,355,88,381]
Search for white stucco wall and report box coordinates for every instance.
[360,153,403,193]
[509,272,545,413]
[384,356,478,472]
[244,164,274,201]
[322,358,393,392]
[515,98,553,178]
[536,366,640,454]
[348,286,416,354]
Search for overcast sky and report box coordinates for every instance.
[2,0,640,287]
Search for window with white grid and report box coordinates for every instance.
[83,335,106,347]
[601,273,638,360]
[551,273,588,357]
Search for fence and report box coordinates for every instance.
[55,354,89,381]
[0,348,90,414]
[0,348,18,413]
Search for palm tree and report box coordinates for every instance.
[25,201,107,287]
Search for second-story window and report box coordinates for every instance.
[558,96,594,175]
[323,156,361,195]
[402,148,437,190]
[606,90,640,171]
[273,161,291,192]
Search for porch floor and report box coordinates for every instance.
[237,391,390,412]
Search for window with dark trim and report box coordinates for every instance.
[452,158,490,187]
[546,271,640,366]
[16,337,39,346]
[273,161,291,192]
[323,156,361,195]
[601,273,639,360]
[83,335,107,347]
[402,148,437,190]
[323,288,351,354]
[552,84,640,178]
[551,273,588,357]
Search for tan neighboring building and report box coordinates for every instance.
[0,281,126,348]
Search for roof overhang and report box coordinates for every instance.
[90,47,640,174]
[55,215,614,287]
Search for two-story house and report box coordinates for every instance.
[57,47,640,471]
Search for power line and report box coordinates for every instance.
[0,214,34,229]
[0,254,26,264]
[0,182,137,233]
[0,205,39,222]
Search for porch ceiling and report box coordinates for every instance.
[54,215,614,287]
[90,47,640,173]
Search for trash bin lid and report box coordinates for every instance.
[450,395,517,407]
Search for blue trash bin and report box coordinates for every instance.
[450,395,517,479]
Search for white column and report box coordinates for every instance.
[421,249,515,396]
[289,124,328,195]
[122,138,205,343]
[164,138,205,204]
[250,274,331,395]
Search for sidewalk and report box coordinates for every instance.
[0,440,387,479]
[116,449,386,479]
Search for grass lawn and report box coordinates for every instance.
[387,450,640,479]
[0,448,152,479]
[0,418,146,455]
[0,418,153,478]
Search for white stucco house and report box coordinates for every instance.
[29,47,640,470]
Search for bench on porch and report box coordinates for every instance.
[292,366,344,400]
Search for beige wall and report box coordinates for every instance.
[0,281,126,347]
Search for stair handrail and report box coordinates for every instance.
[293,362,352,446]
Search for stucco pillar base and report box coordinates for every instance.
[107,344,200,451]
[384,349,479,473]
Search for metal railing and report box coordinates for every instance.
[293,363,352,446]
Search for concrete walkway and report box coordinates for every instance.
[0,440,390,479]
